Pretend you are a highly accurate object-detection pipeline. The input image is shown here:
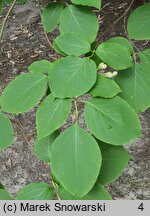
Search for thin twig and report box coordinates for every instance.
[123,15,139,58]
[142,40,149,46]
[0,0,17,41]
[101,0,135,38]
[15,117,31,146]
[51,176,61,200]
[74,100,79,122]
[36,0,54,50]
[43,31,53,48]
[123,5,139,63]
[2,170,16,185]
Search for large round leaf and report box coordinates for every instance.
[115,63,150,113]
[15,182,54,200]
[53,41,66,56]
[28,60,52,74]
[54,33,90,56]
[36,94,71,139]
[50,124,101,197]
[58,184,111,200]
[84,96,141,145]
[34,130,59,163]
[71,0,101,9]
[0,189,13,200]
[41,2,64,33]
[50,56,97,98]
[138,49,150,64]
[108,37,133,54]
[127,3,150,40]
[0,112,14,151]
[96,42,133,70]
[89,74,121,98]
[1,73,48,114]
[98,141,130,185]
[59,5,99,43]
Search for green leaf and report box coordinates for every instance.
[58,184,111,200]
[0,189,13,200]
[0,0,3,13]
[115,63,150,113]
[34,130,59,163]
[0,184,4,189]
[96,42,133,70]
[58,186,76,200]
[98,141,130,185]
[5,0,28,4]
[5,0,12,4]
[50,56,97,98]
[15,182,54,200]
[78,184,112,200]
[28,60,52,74]
[59,5,99,43]
[127,3,150,40]
[41,2,64,33]
[71,0,101,9]
[54,33,90,56]
[84,96,141,145]
[89,74,121,98]
[53,41,66,56]
[138,49,150,63]
[1,73,47,114]
[0,112,14,151]
[50,124,101,197]
[108,37,133,54]
[91,53,102,67]
[36,94,71,139]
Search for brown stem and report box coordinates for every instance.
[0,0,17,41]
[35,0,54,51]
[51,176,61,200]
[74,100,79,122]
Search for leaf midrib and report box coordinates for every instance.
[66,59,87,82]
[74,125,78,192]
[86,100,124,126]
[68,6,84,36]
[3,75,47,107]
[42,100,63,135]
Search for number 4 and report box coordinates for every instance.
[138,203,144,211]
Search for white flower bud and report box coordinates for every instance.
[112,71,118,77]
[103,71,118,78]
[98,62,107,69]
[103,72,114,78]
